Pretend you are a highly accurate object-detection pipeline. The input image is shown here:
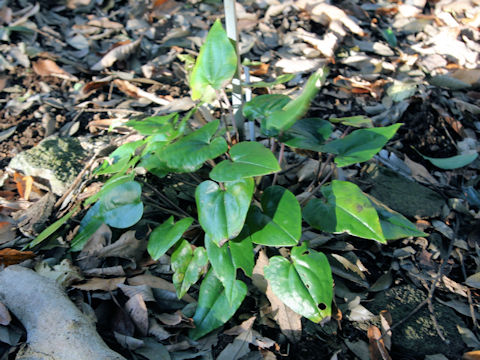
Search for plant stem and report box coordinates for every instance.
[220,89,239,143]
[272,142,285,186]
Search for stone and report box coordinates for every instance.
[364,167,445,218]
[8,136,89,195]
[365,285,466,358]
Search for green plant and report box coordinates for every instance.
[32,19,426,340]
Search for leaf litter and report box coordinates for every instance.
[0,0,479,359]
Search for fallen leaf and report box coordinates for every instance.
[463,350,480,360]
[128,274,195,303]
[114,331,144,350]
[0,248,35,267]
[157,312,182,326]
[95,230,145,261]
[379,310,392,350]
[148,318,172,341]
[368,325,392,360]
[126,294,149,336]
[72,277,126,291]
[13,172,33,200]
[0,302,11,325]
[118,283,155,302]
[35,259,84,288]
[32,59,77,81]
[91,38,141,71]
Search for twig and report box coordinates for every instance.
[272,142,285,186]
[299,165,335,206]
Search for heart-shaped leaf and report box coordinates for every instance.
[367,195,427,240]
[243,94,290,134]
[303,180,386,243]
[99,181,144,229]
[190,269,247,340]
[196,178,254,246]
[190,19,237,102]
[171,240,208,298]
[160,120,228,173]
[209,142,280,182]
[229,228,254,278]
[148,216,194,260]
[264,243,333,323]
[247,186,301,246]
[126,113,180,138]
[322,124,401,167]
[279,118,332,152]
[96,139,145,175]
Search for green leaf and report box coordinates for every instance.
[243,94,291,134]
[264,243,333,323]
[171,240,208,298]
[96,140,145,176]
[210,142,281,182]
[126,113,180,138]
[84,173,135,206]
[148,216,194,260]
[329,115,373,128]
[190,19,237,102]
[99,181,143,228]
[247,74,296,88]
[205,234,237,305]
[190,269,247,340]
[247,186,301,246]
[70,204,104,252]
[229,228,254,278]
[322,124,401,167]
[381,27,397,47]
[279,118,332,152]
[368,195,427,240]
[196,178,254,246]
[420,152,478,170]
[160,119,228,173]
[29,205,80,248]
[303,180,386,243]
[265,68,328,135]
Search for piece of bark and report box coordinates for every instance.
[0,265,127,360]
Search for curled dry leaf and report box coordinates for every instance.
[368,325,392,360]
[113,79,170,106]
[118,284,155,302]
[0,248,35,267]
[114,331,144,350]
[148,318,172,341]
[91,38,141,71]
[157,312,182,326]
[32,59,77,81]
[125,293,149,336]
[72,277,126,291]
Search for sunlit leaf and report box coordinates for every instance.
[148,216,194,260]
[279,118,332,152]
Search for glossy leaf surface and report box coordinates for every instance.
[421,152,478,170]
[190,20,237,102]
[303,180,386,243]
[171,240,207,298]
[99,181,143,229]
[190,270,247,339]
[247,186,301,246]
[148,216,194,260]
[196,178,254,246]
[210,142,280,182]
[322,124,401,167]
[264,244,333,323]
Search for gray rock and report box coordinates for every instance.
[8,136,89,195]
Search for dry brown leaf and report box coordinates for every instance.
[0,302,11,326]
[128,274,195,303]
[95,230,145,261]
[113,79,169,105]
[13,172,33,200]
[0,219,16,246]
[91,38,141,71]
[114,331,144,350]
[0,248,35,267]
[252,249,269,294]
[368,325,392,360]
[157,312,182,326]
[148,318,172,341]
[306,2,364,35]
[32,59,77,81]
[379,310,392,351]
[463,351,480,360]
[125,294,149,336]
[451,69,480,86]
[250,63,270,76]
[83,266,125,277]
[256,249,302,342]
[72,277,126,291]
[118,283,155,302]
[81,80,110,95]
[224,316,256,336]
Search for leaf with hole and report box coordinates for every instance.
[159,119,228,173]
[190,19,237,102]
[171,240,208,298]
[148,216,194,260]
[196,178,254,246]
[190,269,247,340]
[303,180,386,243]
[264,243,333,323]
[279,118,332,152]
[246,186,301,246]
[210,142,281,182]
[322,124,401,167]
